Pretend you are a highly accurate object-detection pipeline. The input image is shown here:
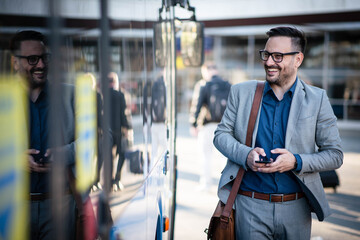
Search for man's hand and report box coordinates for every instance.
[246,147,270,172]
[258,148,296,173]
[27,149,51,173]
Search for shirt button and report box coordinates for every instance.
[230,175,234,180]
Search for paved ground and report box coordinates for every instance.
[174,114,360,240]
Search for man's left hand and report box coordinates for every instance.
[258,148,296,173]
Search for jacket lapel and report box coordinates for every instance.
[285,79,305,148]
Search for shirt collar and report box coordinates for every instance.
[263,78,298,99]
[288,78,298,98]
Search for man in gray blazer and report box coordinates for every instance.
[214,27,343,239]
[10,30,77,240]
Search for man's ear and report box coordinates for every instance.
[11,55,19,71]
[295,52,304,68]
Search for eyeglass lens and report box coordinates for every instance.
[27,54,51,65]
[260,51,283,62]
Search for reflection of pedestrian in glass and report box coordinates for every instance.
[10,30,77,239]
[150,74,167,165]
[189,71,208,135]
[108,72,130,191]
[190,62,231,191]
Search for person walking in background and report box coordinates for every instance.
[108,72,130,191]
[190,61,231,191]
[10,30,77,240]
[214,26,343,239]
[189,69,207,134]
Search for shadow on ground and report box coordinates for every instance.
[312,192,360,238]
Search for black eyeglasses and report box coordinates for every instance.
[15,53,51,66]
[259,50,299,63]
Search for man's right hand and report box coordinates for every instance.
[246,147,268,172]
[27,149,51,173]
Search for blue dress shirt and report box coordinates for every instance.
[29,84,50,193]
[241,79,302,194]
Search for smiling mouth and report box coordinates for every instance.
[265,66,280,74]
[32,69,46,78]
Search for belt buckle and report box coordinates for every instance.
[270,193,284,202]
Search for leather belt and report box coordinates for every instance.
[238,190,305,202]
[30,190,71,201]
[30,193,51,201]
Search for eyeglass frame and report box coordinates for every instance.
[14,53,51,66]
[259,50,299,63]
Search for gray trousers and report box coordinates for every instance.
[234,194,312,240]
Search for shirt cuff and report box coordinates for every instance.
[294,154,303,172]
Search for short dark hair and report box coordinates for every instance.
[266,26,307,53]
[9,30,46,54]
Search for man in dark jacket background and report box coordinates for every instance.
[108,72,130,191]
[190,61,231,191]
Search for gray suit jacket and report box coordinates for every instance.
[214,79,343,221]
[57,83,76,166]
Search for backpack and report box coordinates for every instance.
[206,78,231,122]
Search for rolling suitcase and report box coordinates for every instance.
[319,170,340,192]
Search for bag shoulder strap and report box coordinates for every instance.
[221,81,265,221]
[246,82,265,147]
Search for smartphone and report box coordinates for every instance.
[255,155,272,164]
[40,155,51,164]
[31,153,42,163]
[31,153,51,164]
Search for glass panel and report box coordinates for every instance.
[253,37,268,80]
[327,31,360,120]
[300,34,325,88]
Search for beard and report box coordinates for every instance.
[30,78,46,89]
[29,67,48,89]
[265,65,294,87]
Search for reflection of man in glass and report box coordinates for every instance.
[10,30,77,239]
[108,72,130,191]
[150,72,167,166]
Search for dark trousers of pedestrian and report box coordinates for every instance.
[30,194,76,240]
[112,133,126,182]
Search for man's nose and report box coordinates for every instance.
[36,57,46,67]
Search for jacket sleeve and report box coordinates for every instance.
[119,91,129,129]
[59,83,76,166]
[189,80,206,127]
[192,84,207,127]
[299,90,343,173]
[213,84,252,169]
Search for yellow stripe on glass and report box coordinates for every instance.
[75,74,97,192]
[0,76,28,240]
